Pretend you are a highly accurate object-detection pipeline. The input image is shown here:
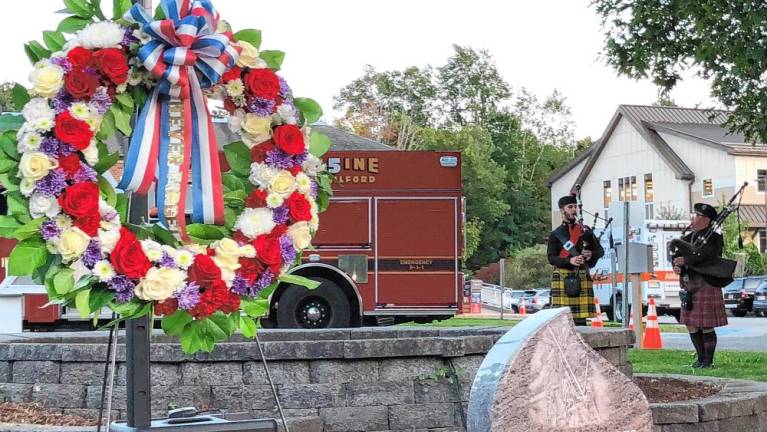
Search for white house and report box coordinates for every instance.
[548,105,767,250]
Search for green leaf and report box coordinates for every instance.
[74,289,91,318]
[89,289,114,312]
[153,4,166,20]
[151,224,179,247]
[180,320,213,353]
[0,173,20,192]
[44,266,60,299]
[64,0,93,18]
[11,84,30,113]
[221,174,246,193]
[53,268,75,295]
[241,298,269,318]
[42,31,66,52]
[26,41,51,62]
[240,315,257,338]
[7,192,30,222]
[13,217,44,241]
[1,131,19,161]
[129,86,148,108]
[260,50,285,71]
[110,106,132,136]
[203,312,232,341]
[223,189,247,205]
[294,98,323,124]
[96,110,116,142]
[23,44,41,65]
[112,0,132,19]
[233,29,261,49]
[309,131,331,158]
[115,93,134,110]
[110,299,144,317]
[93,141,120,174]
[115,193,128,222]
[97,174,117,207]
[224,207,237,231]
[0,159,16,174]
[223,141,252,177]
[162,310,193,336]
[0,216,22,238]
[57,16,90,34]
[186,224,228,244]
[279,274,321,290]
[125,223,152,240]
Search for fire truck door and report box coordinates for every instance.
[375,197,458,306]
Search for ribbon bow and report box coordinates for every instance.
[119,0,240,239]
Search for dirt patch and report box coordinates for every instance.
[634,376,722,403]
[0,402,96,426]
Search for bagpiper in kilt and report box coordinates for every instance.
[672,202,730,369]
[547,194,604,325]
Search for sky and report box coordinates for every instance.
[0,0,720,141]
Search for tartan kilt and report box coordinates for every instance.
[681,276,728,328]
[550,268,595,319]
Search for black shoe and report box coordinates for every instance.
[699,363,714,369]
[691,360,702,368]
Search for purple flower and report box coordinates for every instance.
[251,269,274,296]
[51,90,73,114]
[73,164,97,183]
[40,220,61,241]
[230,275,249,296]
[294,152,307,166]
[278,77,292,99]
[39,137,61,157]
[59,142,76,156]
[82,240,102,268]
[50,56,72,73]
[90,88,112,115]
[272,205,289,224]
[265,149,296,170]
[114,287,135,303]
[175,282,201,310]
[35,169,67,197]
[248,96,276,117]
[158,252,176,268]
[280,235,296,264]
[121,29,137,47]
[310,180,318,199]
[108,275,135,303]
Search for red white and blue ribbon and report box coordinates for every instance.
[119,0,238,239]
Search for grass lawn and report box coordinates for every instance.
[402,316,687,333]
[629,349,767,382]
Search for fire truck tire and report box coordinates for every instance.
[276,278,351,329]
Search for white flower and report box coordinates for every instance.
[18,131,43,153]
[69,102,91,121]
[235,41,260,68]
[78,21,125,49]
[93,260,116,282]
[225,79,244,97]
[269,171,296,197]
[276,104,297,125]
[29,192,60,218]
[174,250,194,269]
[55,214,73,230]
[134,267,187,301]
[99,200,119,223]
[19,178,36,197]
[82,141,99,165]
[265,192,284,208]
[127,69,143,86]
[22,98,55,122]
[29,62,64,98]
[18,152,57,181]
[98,228,120,254]
[57,227,90,262]
[287,221,313,251]
[33,117,53,131]
[295,172,312,194]
[141,240,164,262]
[228,109,245,133]
[234,207,276,239]
[132,28,152,44]
[249,162,278,188]
[302,154,325,177]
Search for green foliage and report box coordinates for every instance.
[260,50,285,71]
[629,349,767,382]
[294,98,323,124]
[592,0,767,144]
[502,244,551,290]
[8,237,49,276]
[233,29,261,49]
[721,213,765,276]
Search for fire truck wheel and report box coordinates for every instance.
[276,278,352,329]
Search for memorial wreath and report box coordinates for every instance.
[0,0,333,353]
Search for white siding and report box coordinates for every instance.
[550,157,588,229]
[734,156,767,205]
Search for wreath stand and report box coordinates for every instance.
[108,2,279,430]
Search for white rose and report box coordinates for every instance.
[57,228,91,262]
[134,267,187,301]
[302,154,325,177]
[19,152,57,181]
[234,207,276,239]
[29,63,64,98]
[29,192,60,218]
[78,21,125,49]
[249,162,278,188]
[241,113,272,144]
[235,41,260,68]
[269,171,296,196]
[98,228,120,254]
[287,221,313,251]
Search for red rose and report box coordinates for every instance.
[54,111,93,150]
[245,189,267,208]
[65,69,99,99]
[288,165,302,176]
[233,230,250,244]
[220,291,241,314]
[254,234,282,271]
[223,98,237,114]
[286,192,312,222]
[188,254,222,288]
[251,140,275,163]
[67,47,94,69]
[155,298,178,316]
[269,224,288,238]
[59,154,82,178]
[74,214,100,236]
[245,68,280,99]
[273,125,305,155]
[222,66,241,83]
[93,48,128,85]
[110,227,152,279]
[58,182,99,218]
[238,257,265,284]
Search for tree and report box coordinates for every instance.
[592,0,767,143]
[721,209,765,276]
[0,82,16,113]
[503,245,551,289]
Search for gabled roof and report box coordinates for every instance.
[546,145,594,186]
[739,204,766,228]
[210,122,393,151]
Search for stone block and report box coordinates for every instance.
[86,385,126,410]
[60,362,107,385]
[0,383,33,403]
[152,385,214,413]
[651,402,699,424]
[32,384,86,408]
[279,416,324,432]
[346,380,414,406]
[7,344,62,361]
[414,378,461,404]
[182,362,242,386]
[262,340,345,360]
[116,363,179,386]
[13,361,60,384]
[388,403,458,429]
[462,335,495,354]
[344,338,464,359]
[698,395,757,421]
[60,344,110,362]
[277,383,345,409]
[598,347,623,367]
[149,343,188,362]
[0,361,10,382]
[62,408,99,420]
[378,358,444,381]
[310,359,379,383]
[243,360,310,385]
[319,405,388,431]
[259,329,350,342]
[210,385,276,411]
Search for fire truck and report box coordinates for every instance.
[591,219,688,322]
[3,126,464,329]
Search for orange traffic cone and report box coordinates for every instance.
[519,298,527,316]
[628,305,634,331]
[591,298,604,327]
[642,298,663,350]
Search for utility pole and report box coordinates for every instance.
[499,258,505,320]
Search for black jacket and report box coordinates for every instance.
[675,229,730,287]
[547,222,604,270]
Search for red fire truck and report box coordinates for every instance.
[3,127,465,329]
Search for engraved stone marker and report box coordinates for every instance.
[467,308,653,432]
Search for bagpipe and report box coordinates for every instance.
[668,182,748,280]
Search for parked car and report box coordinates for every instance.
[510,290,538,313]
[723,276,767,317]
[528,289,551,312]
[753,281,767,317]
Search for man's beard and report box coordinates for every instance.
[563,213,576,223]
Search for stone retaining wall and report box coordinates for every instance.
[0,327,633,431]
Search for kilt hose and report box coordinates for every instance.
[550,268,595,319]
[681,275,728,328]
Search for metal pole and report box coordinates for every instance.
[499,258,505,320]
[622,202,630,328]
[609,229,618,322]
[126,315,151,428]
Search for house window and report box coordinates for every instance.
[603,180,612,208]
[761,229,767,253]
[618,178,624,201]
[645,203,654,220]
[630,175,637,201]
[644,174,653,202]
[758,169,767,192]
[702,178,713,197]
